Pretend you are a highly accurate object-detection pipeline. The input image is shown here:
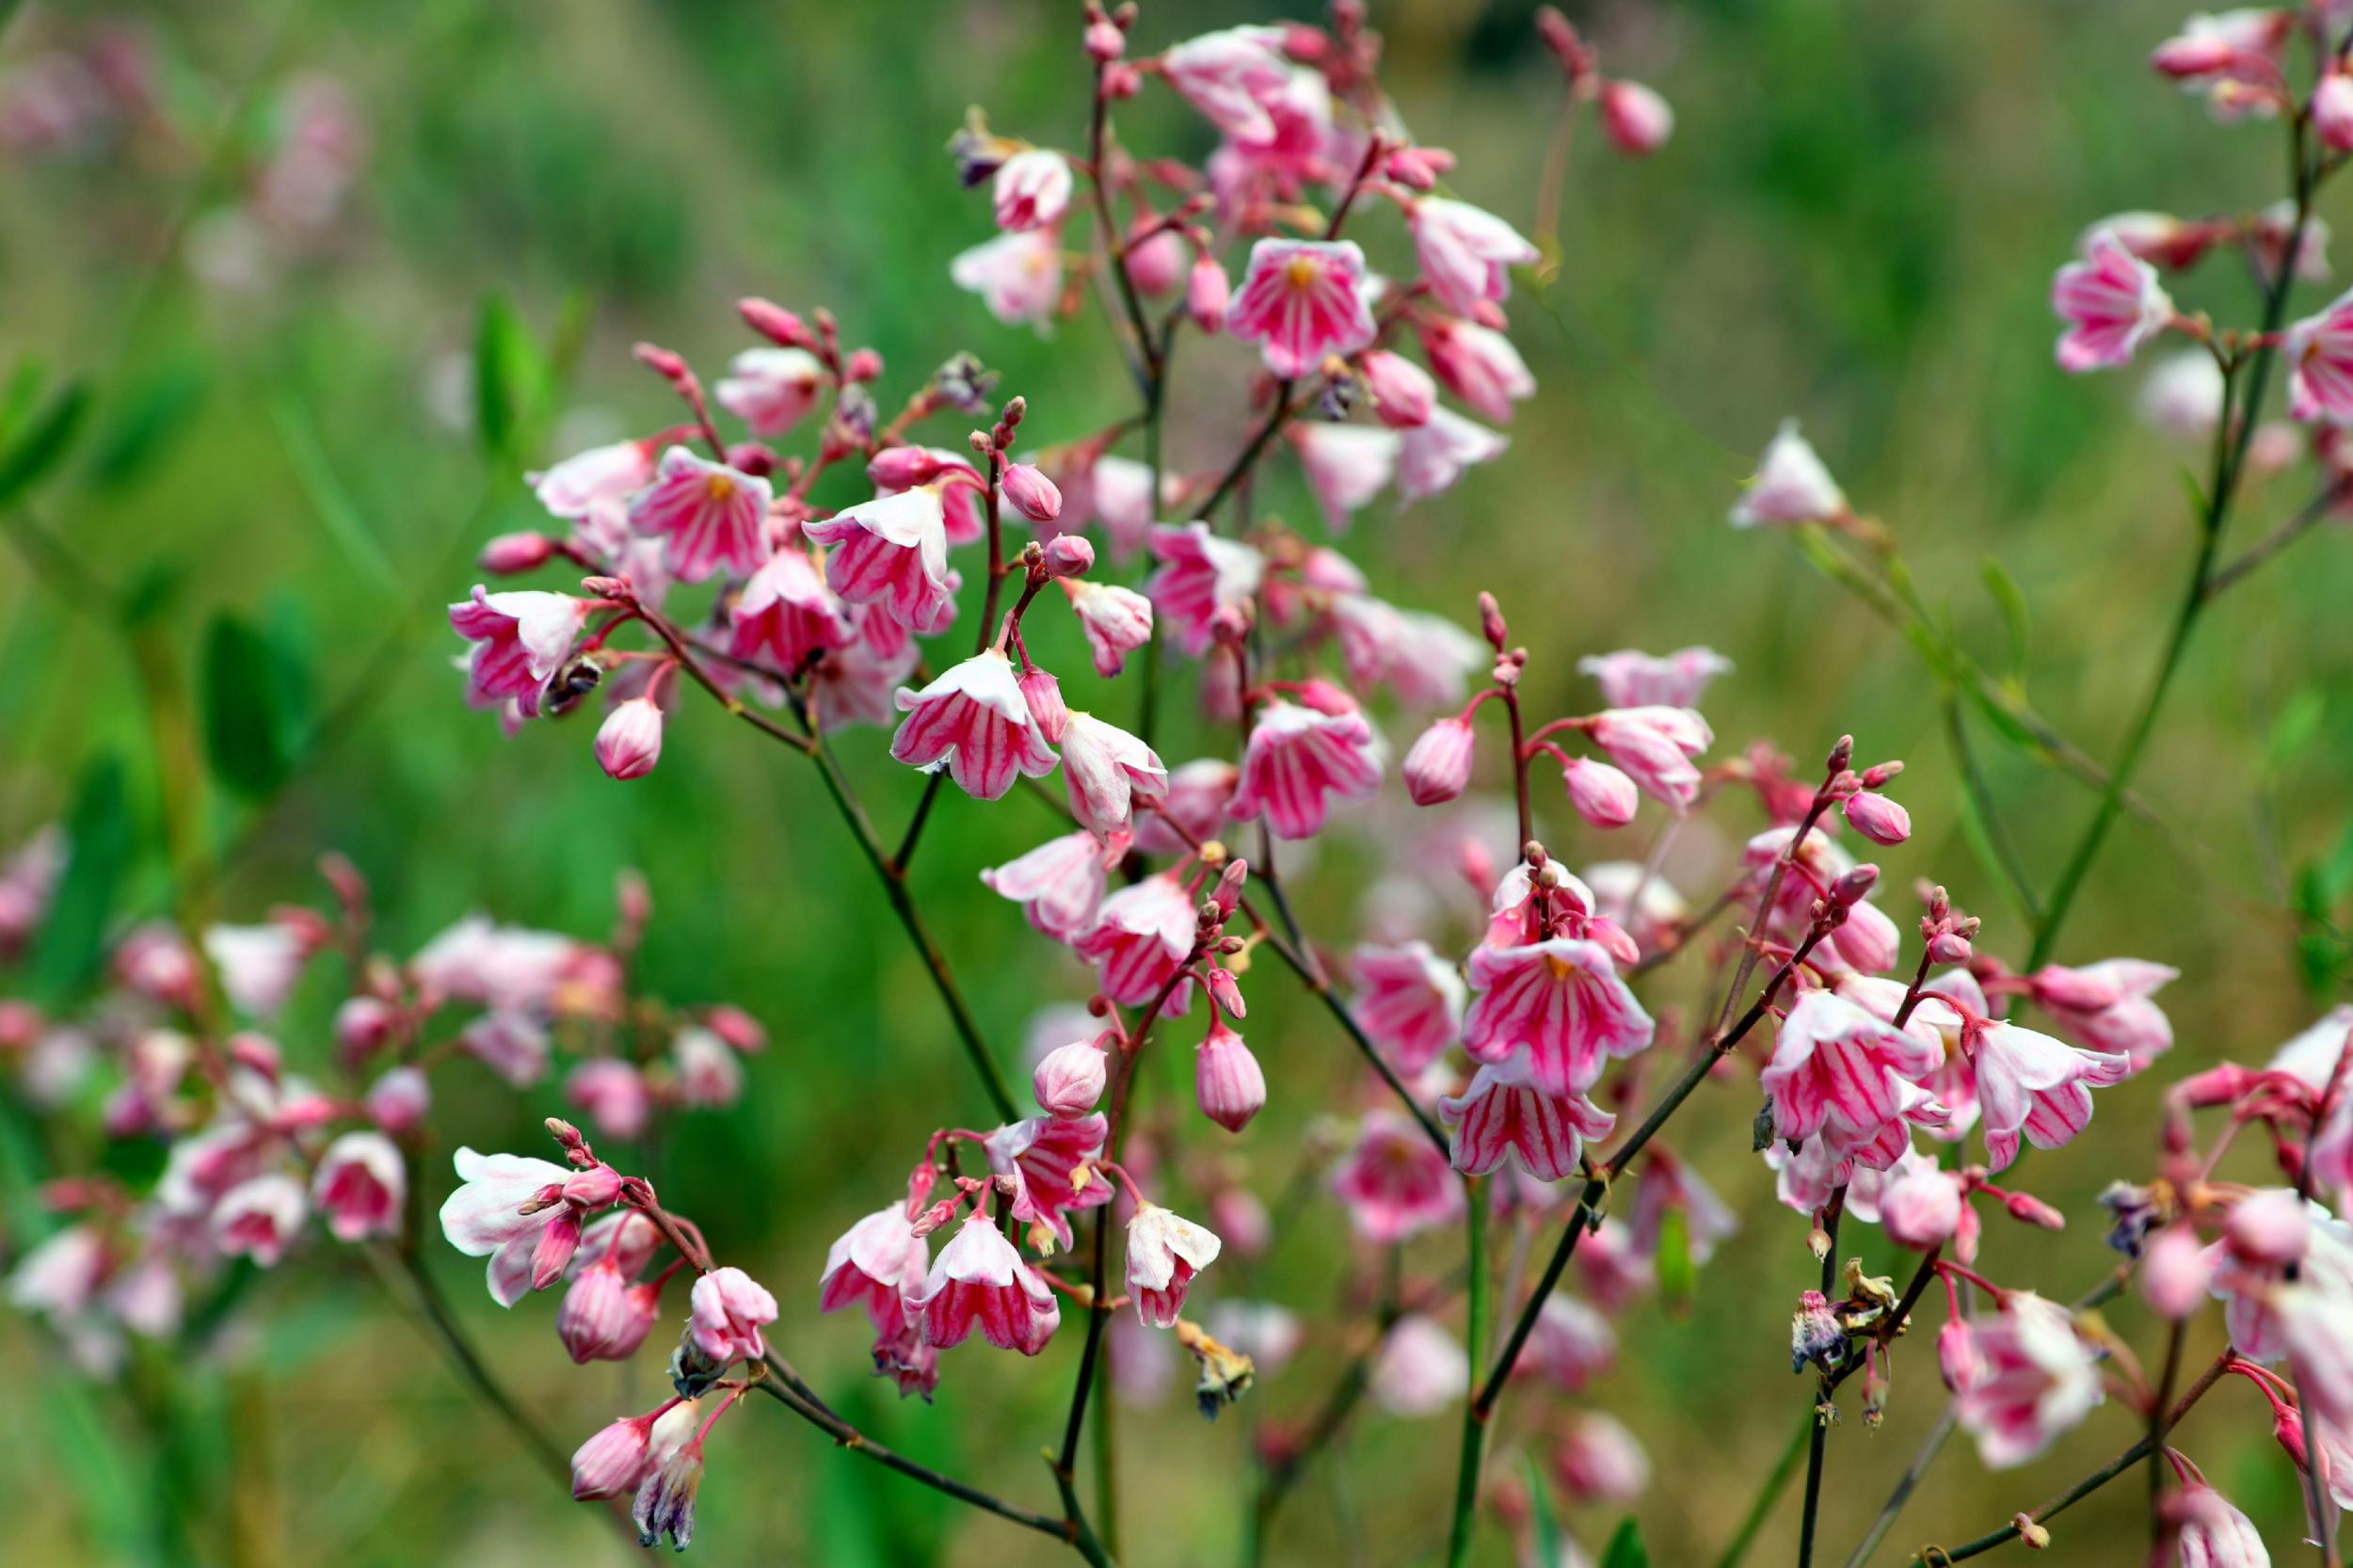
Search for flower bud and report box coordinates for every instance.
[1206,964,1246,1019]
[1478,591,1509,651]
[1831,864,1881,907]
[1187,256,1230,334]
[702,1005,766,1055]
[739,297,811,349]
[335,995,398,1068]
[1598,79,1673,156]
[596,697,665,781]
[1043,533,1096,578]
[1562,757,1639,828]
[571,1412,655,1499]
[1402,716,1476,806]
[2227,1188,2309,1267]
[2138,1223,2212,1320]
[2318,72,2353,153]
[1842,791,1912,846]
[479,531,558,574]
[1937,1317,1977,1393]
[1928,930,1974,966]
[364,1065,429,1135]
[1033,1040,1108,1117]
[2014,1515,2049,1549]
[843,347,884,383]
[1018,665,1068,744]
[1003,462,1063,523]
[1210,859,1249,918]
[1358,350,1435,429]
[1085,18,1125,61]
[559,1257,634,1363]
[564,1163,624,1209]
[530,1206,584,1291]
[1293,677,1359,717]
[1196,1020,1266,1133]
[2002,1192,2065,1231]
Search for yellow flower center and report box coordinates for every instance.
[1283,253,1321,291]
[704,473,738,503]
[1544,952,1584,982]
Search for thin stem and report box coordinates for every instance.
[2203,481,2347,599]
[1442,1178,1491,1568]
[2145,1318,2185,1540]
[1836,1411,1955,1568]
[1941,695,2041,927]
[1797,1192,1847,1568]
[1505,686,1533,852]
[379,1244,571,1487]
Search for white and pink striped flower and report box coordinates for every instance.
[628,446,773,584]
[992,148,1073,232]
[449,585,591,716]
[1440,1050,1617,1181]
[713,347,825,438]
[819,1207,929,1341]
[1160,25,1293,141]
[1061,579,1155,676]
[1410,198,1540,321]
[311,1131,405,1243]
[212,1173,308,1268]
[1290,422,1400,533]
[1351,941,1468,1073]
[1462,937,1654,1097]
[1577,647,1734,710]
[804,487,958,634]
[1951,1292,2103,1468]
[950,228,1063,327]
[1729,420,1846,527]
[1126,1204,1222,1327]
[981,831,1107,942]
[2025,958,2177,1070]
[1074,872,1196,1012]
[1145,522,1264,656]
[1333,1112,1465,1242]
[1397,407,1508,503]
[2051,232,2176,374]
[1229,698,1382,840]
[689,1266,777,1364]
[911,1213,1060,1354]
[1966,1016,2131,1173]
[986,1113,1113,1251]
[889,650,1060,801]
[728,548,851,671]
[1060,712,1168,844]
[438,1146,580,1306]
[1588,707,1712,809]
[1759,991,1946,1165]
[1226,239,1378,377]
[1419,318,1535,424]
[2286,287,2353,424]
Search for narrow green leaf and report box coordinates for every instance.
[31,755,132,1003]
[473,295,545,460]
[269,395,393,577]
[200,616,304,797]
[2318,812,2353,907]
[1598,1515,1650,1568]
[1979,556,2030,675]
[1965,682,2044,758]
[88,357,211,488]
[0,381,89,507]
[1656,1204,1696,1309]
[1521,1453,1565,1567]
[0,359,45,446]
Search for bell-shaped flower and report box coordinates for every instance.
[1075,872,1196,1012]
[805,487,957,633]
[1334,1113,1465,1242]
[1062,579,1154,676]
[1195,1018,1267,1132]
[1229,698,1382,840]
[1952,1293,2104,1468]
[1419,318,1534,424]
[950,228,1062,327]
[312,1131,405,1243]
[1126,1204,1222,1327]
[1351,941,1467,1074]
[2051,231,2175,374]
[911,1212,1061,1354]
[437,1145,578,1306]
[819,1207,928,1341]
[2025,958,2178,1069]
[1145,522,1264,655]
[1966,1017,2131,1173]
[1729,419,1846,527]
[212,1173,308,1268]
[1369,1314,1468,1416]
[449,585,590,716]
[1410,198,1540,320]
[1577,647,1733,710]
[1397,407,1507,502]
[1760,991,1945,1163]
[689,1266,778,1365]
[1289,422,1399,532]
[2286,286,2353,424]
[985,1113,1113,1252]
[1463,937,1654,1097]
[713,347,825,438]
[628,446,773,584]
[888,650,1059,800]
[992,148,1072,232]
[729,547,852,671]
[1061,712,1168,843]
[1588,706,1711,809]
[1226,238,1377,376]
[1160,25,1292,141]
[558,1257,660,1364]
[1440,1049,1617,1181]
[981,830,1106,942]
[533,440,654,535]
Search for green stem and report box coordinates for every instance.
[1796,1192,1847,1568]
[1443,1179,1491,1568]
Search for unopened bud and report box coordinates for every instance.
[564,1164,624,1209]
[1085,18,1125,60]
[843,347,884,383]
[1003,462,1063,523]
[480,531,558,574]
[739,297,811,348]
[1042,533,1095,578]
[2003,1192,2065,1231]
[1033,1040,1109,1118]
[1206,965,1246,1018]
[632,342,693,386]
[1928,930,1974,966]
[1831,865,1880,907]
[1210,859,1249,917]
[1826,734,1854,775]
[1478,591,1508,650]
[2015,1515,2050,1549]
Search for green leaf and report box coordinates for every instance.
[1964,681,2044,759]
[88,356,210,489]
[0,380,89,508]
[2265,690,2328,775]
[200,616,306,798]
[31,755,132,1003]
[0,360,45,446]
[1521,1453,1565,1567]
[269,395,393,577]
[1979,556,2029,676]
[1598,1515,1650,1568]
[1655,1204,1696,1309]
[2318,812,2353,908]
[473,295,545,460]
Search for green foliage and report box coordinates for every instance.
[0,376,89,509]
[200,614,309,798]
[1598,1515,1650,1568]
[30,755,132,1003]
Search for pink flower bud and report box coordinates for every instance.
[739,297,811,348]
[1938,1317,1977,1393]
[1103,61,1141,100]
[2227,1188,2309,1267]
[1019,664,1068,744]
[2003,1192,2065,1231]
[1210,859,1250,917]
[559,1258,634,1363]
[563,1164,624,1209]
[1842,791,1912,845]
[1187,256,1230,334]
[2138,1224,2212,1320]
[1831,864,1881,907]
[1124,226,1185,295]
[866,446,949,489]
[2319,72,2353,152]
[1003,462,1063,523]
[334,995,397,1067]
[570,1412,655,1499]
[1085,19,1125,61]
[1033,1040,1108,1117]
[702,1005,766,1055]
[1196,1020,1266,1133]
[1403,716,1476,806]
[1928,931,1975,966]
[1292,677,1359,717]
[1206,963,1246,1019]
[364,1065,429,1135]
[530,1206,584,1290]
[1562,758,1639,828]
[1359,350,1435,428]
[479,531,558,574]
[1478,591,1509,651]
[2014,1514,2049,1549]
[1598,79,1673,156]
[595,698,665,781]
[843,347,884,383]
[1043,533,1095,578]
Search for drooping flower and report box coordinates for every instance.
[1402,715,1476,806]
[888,650,1059,800]
[1396,407,1507,502]
[713,347,826,438]
[1333,1112,1465,1242]
[819,1207,929,1341]
[2025,958,2177,1069]
[950,227,1063,327]
[1369,1314,1468,1417]
[1126,1204,1222,1327]
[1144,522,1264,656]
[1033,1039,1108,1118]
[311,1130,405,1243]
[1160,25,1293,141]
[689,1266,777,1365]
[448,585,591,716]
[570,1408,664,1501]
[211,1173,308,1267]
[1289,422,1400,532]
[911,1212,1060,1354]
[1588,706,1712,808]
[804,487,958,634]
[1439,1050,1617,1181]
[558,1257,661,1364]
[1552,1411,1651,1505]
[1061,579,1155,676]
[1967,1016,2132,1173]
[2051,231,2176,374]
[631,1401,706,1550]
[437,1145,579,1306]
[2286,286,2353,424]
[1418,318,1535,424]
[1951,1293,2104,1467]
[985,1113,1113,1252]
[595,696,665,781]
[981,831,1107,942]
[1061,712,1168,843]
[627,446,774,584]
[1729,420,1846,527]
[533,440,654,536]
[1760,991,1946,1164]
[1225,238,1378,377]
[1410,198,1541,321]
[729,548,852,672]
[1462,937,1655,1096]
[992,148,1073,232]
[1228,698,1382,840]
[1351,941,1468,1074]
[1598,79,1674,156]
[1357,349,1436,428]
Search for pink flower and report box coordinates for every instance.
[1841,790,1911,846]
[628,446,773,583]
[1760,991,1945,1162]
[992,148,1072,232]
[533,440,654,535]
[1463,937,1654,1097]
[1589,706,1712,808]
[559,1257,660,1363]
[1598,80,1673,156]
[1552,1411,1650,1505]
[713,347,825,438]
[595,696,665,780]
[1187,255,1230,332]
[311,1130,404,1243]
[202,920,314,1016]
[2287,287,2353,424]
[212,1173,307,1267]
[1229,698,1382,840]
[911,1213,1060,1354]
[1065,454,1158,558]
[2281,1285,2353,1434]
[1058,579,1154,678]
[2170,1481,2270,1568]
[364,1065,429,1135]
[1160,25,1293,141]
[2139,1224,2214,1320]
[729,548,851,671]
[2150,10,2292,85]
[1126,1204,1221,1327]
[2026,958,2177,1069]
[1195,1018,1267,1132]
[805,487,957,633]
[888,650,1059,800]
[1075,873,1197,1012]
[986,1113,1113,1250]
[1135,760,1241,856]
[2051,232,2175,374]
[1410,198,1540,321]
[1967,1017,2131,1172]
[1876,1151,1967,1253]
[1397,406,1508,502]
[1144,522,1263,655]
[820,1207,928,1341]
[1226,239,1378,377]
[689,1266,777,1364]
[437,1145,579,1306]
[570,1409,662,1501]
[1402,715,1476,806]
[566,1059,651,1140]
[1335,1112,1465,1242]
[1561,758,1639,828]
[1061,712,1168,842]
[1290,422,1400,532]
[981,831,1106,942]
[1333,598,1488,709]
[950,228,1063,327]
[1359,349,1436,428]
[1953,1293,2104,1467]
[1033,1039,1108,1117]
[1518,1296,1617,1393]
[460,1009,551,1087]
[1002,462,1062,525]
[1352,941,1468,1074]
[448,585,590,716]
[1369,1314,1469,1417]
[1419,318,1535,424]
[1440,1051,1617,1180]
[2318,71,2353,152]
[1729,419,1846,526]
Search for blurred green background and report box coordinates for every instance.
[4,0,2351,1563]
